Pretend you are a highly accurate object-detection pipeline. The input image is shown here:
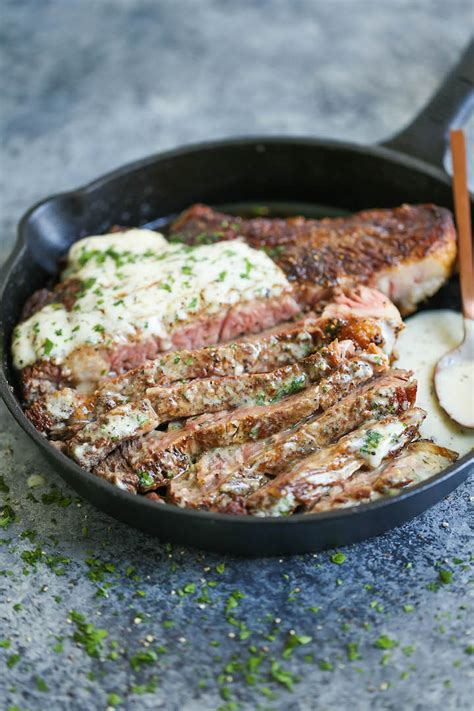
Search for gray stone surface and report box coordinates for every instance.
[0,1,473,709]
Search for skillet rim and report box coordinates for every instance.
[13,133,457,249]
[0,134,472,530]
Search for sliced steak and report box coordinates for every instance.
[69,339,387,468]
[308,441,458,513]
[170,203,456,315]
[68,400,159,470]
[24,313,349,436]
[243,408,425,516]
[179,369,416,510]
[94,310,392,406]
[93,354,386,492]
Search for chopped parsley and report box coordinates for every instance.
[264,245,286,258]
[130,649,158,671]
[240,257,254,279]
[70,610,109,657]
[360,430,383,456]
[35,676,49,692]
[347,642,361,661]
[438,569,453,584]
[0,504,16,529]
[137,470,154,489]
[282,633,312,659]
[318,659,334,671]
[43,338,55,356]
[80,276,96,292]
[270,661,297,689]
[374,635,398,650]
[271,374,307,402]
[7,653,21,668]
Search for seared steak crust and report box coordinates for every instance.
[170,203,456,314]
[21,279,85,321]
[27,285,397,437]
[202,370,417,512]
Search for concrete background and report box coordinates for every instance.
[1,1,473,709]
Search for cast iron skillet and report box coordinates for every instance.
[1,42,473,555]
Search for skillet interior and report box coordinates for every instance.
[0,137,472,555]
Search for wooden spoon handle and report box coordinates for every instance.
[450,129,474,320]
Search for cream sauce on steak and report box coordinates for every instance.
[12,229,291,369]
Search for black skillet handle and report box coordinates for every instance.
[381,38,474,170]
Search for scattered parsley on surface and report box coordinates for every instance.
[374,635,398,650]
[438,569,453,584]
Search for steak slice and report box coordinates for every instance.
[69,339,387,468]
[68,399,160,471]
[176,369,416,510]
[308,440,458,513]
[93,354,386,492]
[170,203,456,315]
[243,408,425,516]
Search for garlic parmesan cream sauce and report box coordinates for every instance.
[395,310,474,457]
[12,229,291,370]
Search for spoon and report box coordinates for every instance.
[434,129,474,428]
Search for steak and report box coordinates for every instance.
[68,399,160,472]
[308,441,458,512]
[243,408,425,516]
[93,355,388,492]
[170,203,456,315]
[13,201,459,516]
[26,311,390,437]
[68,339,388,468]
[172,369,416,510]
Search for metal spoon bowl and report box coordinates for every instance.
[435,317,474,428]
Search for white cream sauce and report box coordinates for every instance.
[395,310,474,457]
[12,229,291,369]
[349,420,407,469]
[436,360,474,428]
